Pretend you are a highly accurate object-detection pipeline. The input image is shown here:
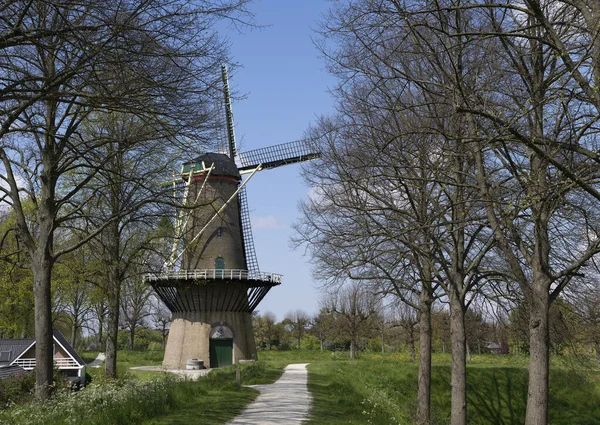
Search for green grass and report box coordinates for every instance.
[80,350,100,364]
[4,348,598,425]
[140,367,258,425]
[294,351,600,425]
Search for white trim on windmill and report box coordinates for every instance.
[168,162,217,269]
[172,163,263,266]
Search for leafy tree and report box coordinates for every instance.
[0,1,251,393]
[0,209,34,338]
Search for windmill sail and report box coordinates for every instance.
[237,186,260,275]
[237,140,320,173]
[221,65,237,158]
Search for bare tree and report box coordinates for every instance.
[0,1,252,395]
[52,248,94,348]
[390,302,419,360]
[283,309,311,350]
[320,283,380,359]
[151,298,171,351]
[120,276,153,350]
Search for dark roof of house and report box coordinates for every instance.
[0,365,28,380]
[0,338,35,365]
[52,330,85,367]
[0,330,85,368]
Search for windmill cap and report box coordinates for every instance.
[183,152,241,179]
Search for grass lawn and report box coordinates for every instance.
[139,368,259,425]
[0,350,280,425]
[276,351,600,425]
[3,348,598,425]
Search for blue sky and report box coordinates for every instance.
[221,1,336,320]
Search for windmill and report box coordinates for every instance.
[147,66,319,369]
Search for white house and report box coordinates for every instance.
[0,330,86,386]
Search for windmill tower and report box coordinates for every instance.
[148,66,319,369]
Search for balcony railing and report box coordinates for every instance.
[14,357,81,370]
[145,269,282,284]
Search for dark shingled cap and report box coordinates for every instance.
[183,152,240,179]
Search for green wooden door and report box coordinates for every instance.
[210,339,233,368]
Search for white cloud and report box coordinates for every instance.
[251,214,284,230]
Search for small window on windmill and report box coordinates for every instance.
[0,351,10,362]
[216,227,223,238]
[215,257,225,278]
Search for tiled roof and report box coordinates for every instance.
[0,338,35,365]
[0,365,28,380]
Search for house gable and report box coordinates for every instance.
[6,330,84,370]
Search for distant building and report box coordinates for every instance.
[0,330,86,386]
[0,364,28,380]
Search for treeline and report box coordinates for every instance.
[292,2,600,425]
[254,295,600,361]
[0,208,172,352]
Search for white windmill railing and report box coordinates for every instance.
[145,269,282,283]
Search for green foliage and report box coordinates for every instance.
[301,335,320,351]
[117,328,163,350]
[0,211,34,338]
[0,363,265,425]
[0,372,35,408]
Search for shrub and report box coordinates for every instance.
[0,373,203,425]
[0,372,35,408]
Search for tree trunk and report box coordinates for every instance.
[71,323,78,348]
[98,317,104,351]
[32,256,54,400]
[129,326,135,350]
[450,296,467,425]
[105,282,120,378]
[525,288,550,425]
[595,342,600,367]
[350,338,356,359]
[105,253,121,378]
[416,286,432,425]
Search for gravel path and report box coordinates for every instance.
[227,363,311,425]
[87,352,105,368]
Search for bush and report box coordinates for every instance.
[0,374,204,425]
[301,335,320,351]
[0,372,35,408]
